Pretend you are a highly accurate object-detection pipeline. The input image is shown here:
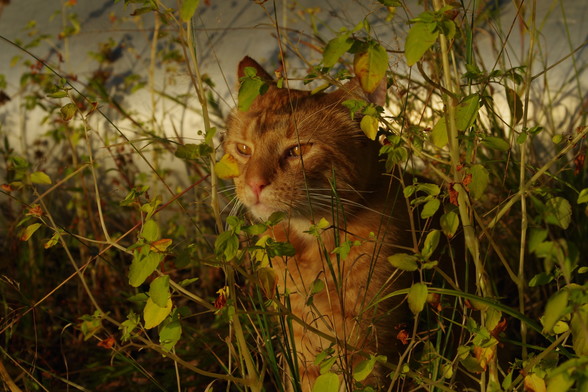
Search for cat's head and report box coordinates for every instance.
[224,56,385,222]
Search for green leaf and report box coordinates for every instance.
[20,223,41,241]
[60,102,77,121]
[421,198,440,219]
[310,278,326,295]
[422,230,440,260]
[159,318,182,352]
[542,290,569,334]
[360,114,379,140]
[238,72,267,111]
[215,230,239,261]
[353,355,377,382]
[469,164,489,200]
[547,371,575,392]
[417,183,441,196]
[353,43,388,93]
[257,267,277,298]
[407,282,428,315]
[30,171,52,185]
[455,95,480,130]
[528,272,553,287]
[388,253,419,271]
[544,197,572,229]
[405,21,438,66]
[175,143,213,160]
[128,251,164,287]
[119,311,139,342]
[431,116,449,148]
[149,275,170,307]
[577,188,588,204]
[143,297,172,329]
[47,90,68,98]
[482,136,510,151]
[570,305,588,356]
[322,33,354,67]
[440,211,459,238]
[180,0,200,22]
[312,372,339,392]
[141,219,160,242]
[505,86,523,125]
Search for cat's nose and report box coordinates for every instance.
[247,178,268,201]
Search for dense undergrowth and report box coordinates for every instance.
[0,0,587,391]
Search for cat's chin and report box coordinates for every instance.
[247,203,279,222]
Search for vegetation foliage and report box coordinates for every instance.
[0,0,587,391]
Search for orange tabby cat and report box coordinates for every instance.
[224,57,432,391]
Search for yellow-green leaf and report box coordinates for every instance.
[570,304,588,355]
[440,211,459,238]
[360,114,379,140]
[388,253,419,271]
[141,219,160,242]
[578,188,588,204]
[30,171,52,185]
[524,374,546,392]
[159,318,182,352]
[405,21,438,66]
[214,154,240,179]
[407,282,428,314]
[544,197,572,230]
[148,275,170,307]
[60,102,77,121]
[143,297,172,329]
[353,43,388,93]
[312,372,339,392]
[542,290,569,334]
[469,164,489,200]
[353,355,377,382]
[128,251,164,287]
[20,223,41,241]
[180,0,200,22]
[323,33,354,67]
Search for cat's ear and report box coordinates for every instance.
[237,56,274,81]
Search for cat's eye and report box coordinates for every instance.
[236,143,252,156]
[287,143,312,158]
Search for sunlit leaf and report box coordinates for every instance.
[143,297,172,329]
[542,290,569,334]
[60,102,77,121]
[353,355,377,382]
[405,21,438,66]
[524,374,546,392]
[482,136,510,151]
[360,114,379,140]
[323,33,354,67]
[214,154,240,179]
[141,219,160,242]
[544,197,572,229]
[20,223,41,241]
[469,164,489,200]
[422,230,440,260]
[578,188,588,204]
[148,275,170,307]
[159,318,182,352]
[388,253,419,271]
[440,211,459,238]
[312,372,339,392]
[238,71,268,111]
[421,198,440,219]
[180,0,200,22]
[407,282,428,314]
[30,171,52,185]
[354,43,388,93]
[570,304,588,355]
[128,251,164,287]
[547,371,574,392]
